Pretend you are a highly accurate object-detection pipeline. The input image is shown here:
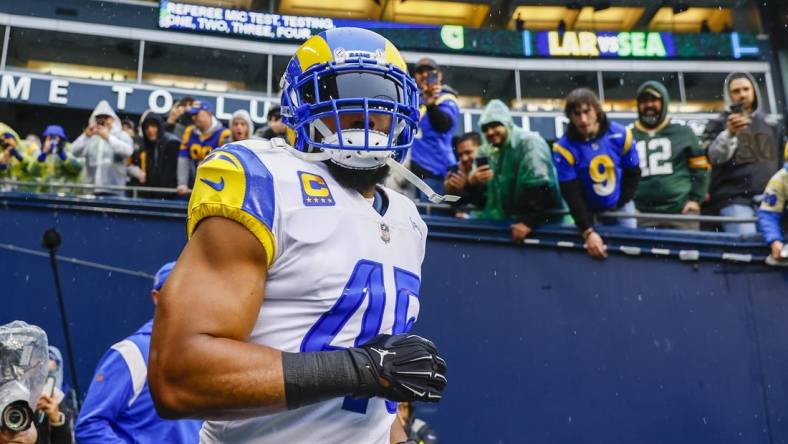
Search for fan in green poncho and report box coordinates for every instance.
[27,125,84,194]
[0,122,37,188]
[475,100,565,241]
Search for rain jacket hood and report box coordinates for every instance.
[478,99,515,140]
[0,122,21,145]
[48,346,65,391]
[636,80,670,128]
[89,100,123,132]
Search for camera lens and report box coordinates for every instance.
[2,401,32,432]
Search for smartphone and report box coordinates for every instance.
[475,156,489,167]
[730,102,745,114]
[426,72,439,86]
[447,164,460,175]
[42,376,56,398]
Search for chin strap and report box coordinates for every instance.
[385,158,460,204]
[270,135,460,204]
[271,137,333,162]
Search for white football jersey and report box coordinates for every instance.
[186,139,428,444]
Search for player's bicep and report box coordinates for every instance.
[159,216,267,342]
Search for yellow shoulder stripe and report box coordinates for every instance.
[188,204,276,268]
[435,94,458,106]
[552,143,575,165]
[180,126,193,149]
[622,128,633,155]
[187,150,276,268]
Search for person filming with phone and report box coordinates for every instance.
[443,132,488,208]
[703,72,784,234]
[476,99,563,242]
[410,58,460,201]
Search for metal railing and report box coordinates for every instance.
[0,179,181,198]
[0,179,759,224]
[413,202,758,224]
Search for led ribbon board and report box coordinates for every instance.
[537,32,673,58]
[159,0,335,40]
[157,1,764,60]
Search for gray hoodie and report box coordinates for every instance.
[71,100,134,194]
[702,72,784,209]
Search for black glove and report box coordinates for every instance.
[348,334,447,403]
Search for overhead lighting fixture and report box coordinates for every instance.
[672,4,689,14]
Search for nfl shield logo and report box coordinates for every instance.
[380,223,391,243]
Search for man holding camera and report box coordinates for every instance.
[0,123,34,186]
[71,100,134,195]
[165,97,195,141]
[703,72,784,234]
[409,58,460,200]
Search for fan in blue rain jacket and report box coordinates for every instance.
[75,262,202,443]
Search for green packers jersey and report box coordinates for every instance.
[633,120,710,214]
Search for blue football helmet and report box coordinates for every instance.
[280,27,420,170]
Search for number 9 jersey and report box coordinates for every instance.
[186,140,429,444]
[552,121,639,212]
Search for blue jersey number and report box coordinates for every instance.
[300,260,421,414]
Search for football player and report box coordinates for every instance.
[149,28,451,444]
[632,81,710,230]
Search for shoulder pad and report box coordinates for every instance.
[187,142,276,266]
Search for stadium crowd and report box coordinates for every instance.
[0,61,786,264]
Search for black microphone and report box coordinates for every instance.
[42,228,61,251]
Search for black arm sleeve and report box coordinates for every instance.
[282,351,360,410]
[426,105,453,133]
[616,166,641,208]
[559,179,593,232]
[518,185,549,228]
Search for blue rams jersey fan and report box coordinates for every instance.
[552,121,639,212]
[174,28,448,443]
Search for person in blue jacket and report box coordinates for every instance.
[409,57,460,200]
[75,262,202,443]
[758,146,788,266]
[552,88,641,260]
